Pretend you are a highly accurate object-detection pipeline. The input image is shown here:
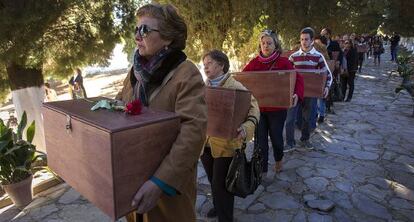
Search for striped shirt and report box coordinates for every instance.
[289,47,332,88]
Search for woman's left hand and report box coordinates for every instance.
[236,126,247,141]
[131,180,162,214]
[323,87,329,98]
[292,94,298,107]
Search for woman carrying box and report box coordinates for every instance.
[201,49,259,222]
[242,30,304,174]
[116,3,207,222]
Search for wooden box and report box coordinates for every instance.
[357,44,368,53]
[42,97,180,221]
[205,87,251,139]
[232,71,296,108]
[299,70,327,98]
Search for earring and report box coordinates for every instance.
[164,45,169,50]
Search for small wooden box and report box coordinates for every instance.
[233,71,296,108]
[42,97,180,220]
[357,44,368,53]
[205,87,251,139]
[299,71,327,98]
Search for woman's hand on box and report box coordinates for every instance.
[131,180,162,214]
[323,87,329,98]
[236,126,247,141]
[292,94,298,107]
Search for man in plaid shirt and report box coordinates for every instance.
[286,27,332,150]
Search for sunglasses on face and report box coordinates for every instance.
[135,24,159,38]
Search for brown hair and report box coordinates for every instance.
[301,27,315,39]
[202,50,230,73]
[136,3,187,50]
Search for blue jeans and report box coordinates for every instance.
[258,111,287,172]
[318,98,326,118]
[391,46,398,61]
[285,105,298,146]
[285,98,316,144]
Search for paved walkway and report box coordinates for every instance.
[1,50,414,222]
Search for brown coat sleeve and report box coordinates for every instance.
[152,63,207,193]
[115,68,134,103]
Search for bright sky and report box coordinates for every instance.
[83,44,130,75]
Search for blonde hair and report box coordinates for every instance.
[259,30,283,54]
[136,3,187,50]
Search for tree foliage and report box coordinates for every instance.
[0,0,137,100]
[153,0,398,65]
[381,0,414,36]
[0,0,413,104]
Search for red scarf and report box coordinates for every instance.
[257,51,280,64]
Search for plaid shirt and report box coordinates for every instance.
[289,47,332,88]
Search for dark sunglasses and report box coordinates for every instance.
[135,24,159,38]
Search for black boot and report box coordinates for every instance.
[207,208,217,218]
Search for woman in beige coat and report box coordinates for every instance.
[116,3,207,222]
[201,50,259,222]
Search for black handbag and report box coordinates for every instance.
[330,78,344,102]
[225,116,262,198]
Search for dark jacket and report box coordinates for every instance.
[327,40,344,65]
[390,35,400,48]
[346,47,359,72]
[69,74,83,86]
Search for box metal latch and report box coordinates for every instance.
[66,115,72,133]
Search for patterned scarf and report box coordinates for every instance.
[257,50,280,64]
[132,48,187,106]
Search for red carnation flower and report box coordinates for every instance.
[125,99,142,115]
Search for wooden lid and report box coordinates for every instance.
[43,97,179,133]
[232,70,296,76]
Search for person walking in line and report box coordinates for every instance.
[288,27,332,150]
[390,32,401,62]
[201,50,259,222]
[356,36,366,73]
[314,35,331,124]
[341,40,358,102]
[243,29,304,172]
[116,3,207,222]
[372,36,384,66]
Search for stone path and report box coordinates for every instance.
[1,49,413,222]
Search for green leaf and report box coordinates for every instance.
[0,140,12,153]
[0,119,6,135]
[0,128,12,141]
[26,121,35,143]
[17,111,27,140]
[4,144,29,156]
